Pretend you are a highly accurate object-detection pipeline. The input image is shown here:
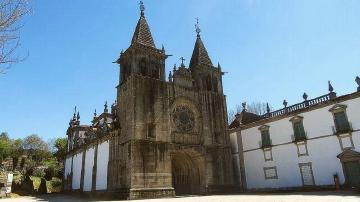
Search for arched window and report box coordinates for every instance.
[213,78,218,92]
[120,66,125,83]
[150,61,160,79]
[125,65,131,77]
[152,68,159,79]
[140,59,147,76]
[207,75,212,91]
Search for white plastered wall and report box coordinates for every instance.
[72,152,83,190]
[83,147,95,192]
[96,140,109,190]
[64,157,72,179]
[239,96,360,190]
[347,96,360,152]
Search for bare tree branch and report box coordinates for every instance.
[228,102,273,123]
[247,102,272,116]
[0,0,30,74]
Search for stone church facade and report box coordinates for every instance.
[64,2,234,200]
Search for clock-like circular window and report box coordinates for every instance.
[172,106,195,132]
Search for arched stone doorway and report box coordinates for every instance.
[171,150,205,195]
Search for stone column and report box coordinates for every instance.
[237,130,247,191]
[80,149,86,192]
[92,143,98,192]
[70,156,74,190]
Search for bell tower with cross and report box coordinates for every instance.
[110,1,176,198]
[189,18,224,93]
[114,0,167,86]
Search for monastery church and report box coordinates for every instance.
[64,1,360,200]
[64,2,233,200]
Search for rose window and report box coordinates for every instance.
[172,106,195,132]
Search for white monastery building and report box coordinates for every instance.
[229,78,360,191]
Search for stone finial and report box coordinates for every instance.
[283,100,288,108]
[217,62,222,69]
[139,0,145,16]
[242,102,247,111]
[356,76,360,92]
[266,103,271,114]
[303,92,308,101]
[104,101,108,113]
[72,106,77,121]
[173,64,176,72]
[328,80,337,99]
[94,109,97,118]
[168,71,172,82]
[195,17,201,37]
[328,80,334,92]
[76,112,80,121]
[161,44,165,53]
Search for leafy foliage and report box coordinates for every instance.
[1,132,66,195]
[0,132,66,182]
[11,138,23,170]
[0,132,11,162]
[32,167,45,178]
[23,134,51,163]
[53,137,67,162]
[43,157,62,180]
[0,132,24,169]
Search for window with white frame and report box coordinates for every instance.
[296,141,309,156]
[338,134,354,150]
[299,163,315,186]
[329,104,352,134]
[258,125,271,148]
[264,166,278,180]
[290,116,307,142]
[263,148,273,161]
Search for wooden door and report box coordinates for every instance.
[344,161,360,187]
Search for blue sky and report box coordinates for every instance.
[1,0,359,140]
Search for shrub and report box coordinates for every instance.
[51,178,62,187]
[44,167,54,181]
[33,167,45,178]
[42,157,62,180]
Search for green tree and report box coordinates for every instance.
[23,134,50,163]
[53,137,67,162]
[43,157,62,180]
[10,138,24,170]
[0,132,11,163]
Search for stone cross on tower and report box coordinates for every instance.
[180,57,186,67]
[139,0,145,16]
[195,18,201,37]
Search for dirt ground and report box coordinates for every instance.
[2,191,360,202]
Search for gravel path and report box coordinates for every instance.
[2,191,359,202]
